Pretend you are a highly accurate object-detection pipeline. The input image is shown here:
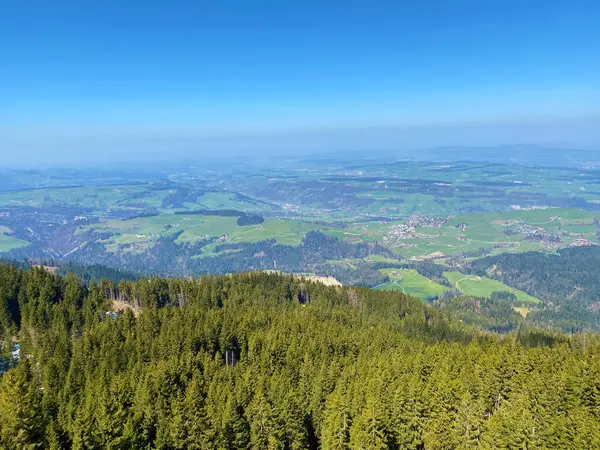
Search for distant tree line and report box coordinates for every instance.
[173,208,265,226]
[468,247,600,331]
[31,231,394,288]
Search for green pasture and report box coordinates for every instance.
[0,185,154,211]
[0,234,29,252]
[0,185,279,216]
[225,219,329,246]
[192,192,267,212]
[357,207,600,260]
[374,268,449,300]
[443,271,541,303]
[85,214,347,252]
[365,254,401,263]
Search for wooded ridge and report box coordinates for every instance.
[0,264,599,449]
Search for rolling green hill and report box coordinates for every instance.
[374,268,449,300]
[443,270,541,303]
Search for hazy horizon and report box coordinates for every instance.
[2,1,599,165]
[1,116,599,168]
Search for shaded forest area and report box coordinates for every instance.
[1,265,600,449]
[469,247,600,331]
[22,231,393,288]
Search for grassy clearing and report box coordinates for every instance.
[365,254,401,263]
[0,185,152,211]
[227,220,324,246]
[513,306,531,318]
[375,269,449,300]
[443,271,541,303]
[0,234,29,252]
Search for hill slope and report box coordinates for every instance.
[0,265,599,448]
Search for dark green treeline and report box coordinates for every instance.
[0,264,599,449]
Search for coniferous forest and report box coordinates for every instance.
[1,264,600,449]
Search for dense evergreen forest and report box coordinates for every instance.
[470,247,600,307]
[438,295,525,334]
[1,264,600,449]
[5,231,391,288]
[469,247,600,331]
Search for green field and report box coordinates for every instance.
[3,156,600,338]
[76,204,600,260]
[373,267,544,304]
[374,269,449,300]
[0,185,280,218]
[443,271,541,303]
[339,207,600,260]
[365,254,402,263]
[3,159,600,271]
[84,214,346,252]
[0,234,29,252]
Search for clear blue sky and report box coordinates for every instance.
[1,0,599,165]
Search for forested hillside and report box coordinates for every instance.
[1,265,600,449]
[21,231,392,288]
[470,247,600,307]
[469,247,600,331]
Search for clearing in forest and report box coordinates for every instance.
[443,271,541,303]
[375,269,449,301]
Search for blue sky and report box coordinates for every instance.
[1,0,599,165]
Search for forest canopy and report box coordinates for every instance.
[0,264,599,449]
